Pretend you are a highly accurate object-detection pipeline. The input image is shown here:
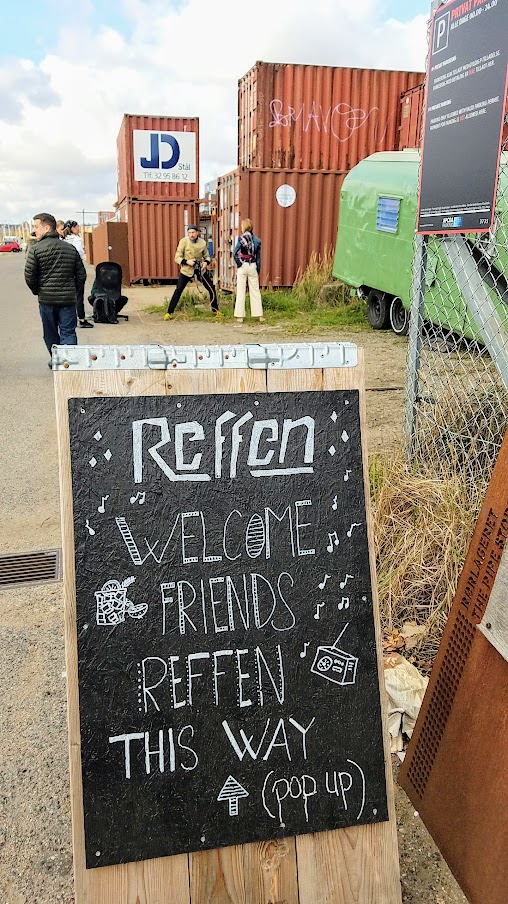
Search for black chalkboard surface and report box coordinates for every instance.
[69,390,388,868]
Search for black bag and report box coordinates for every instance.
[93,294,118,324]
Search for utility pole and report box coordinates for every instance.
[76,211,100,229]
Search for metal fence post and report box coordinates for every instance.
[405,234,428,461]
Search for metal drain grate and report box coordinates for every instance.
[0,549,62,590]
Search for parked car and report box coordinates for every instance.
[0,239,22,253]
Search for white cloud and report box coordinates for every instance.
[0,0,427,222]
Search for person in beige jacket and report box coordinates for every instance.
[164,225,219,319]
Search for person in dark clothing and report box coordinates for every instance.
[24,212,87,368]
[63,219,92,328]
[164,225,219,319]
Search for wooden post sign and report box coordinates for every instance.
[54,343,400,904]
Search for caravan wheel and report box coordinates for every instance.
[366,290,390,330]
[390,297,410,336]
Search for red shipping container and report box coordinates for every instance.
[117,114,199,204]
[91,221,130,286]
[238,62,424,171]
[97,210,116,225]
[118,199,199,283]
[398,84,425,149]
[218,168,345,290]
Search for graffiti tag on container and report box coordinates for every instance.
[269,99,387,143]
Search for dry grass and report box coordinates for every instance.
[370,449,482,669]
[416,385,508,484]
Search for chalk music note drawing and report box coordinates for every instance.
[339,574,354,589]
[318,574,331,590]
[347,522,362,538]
[338,597,350,611]
[327,531,339,553]
[344,469,352,482]
[130,491,146,505]
[97,495,110,514]
[300,642,310,659]
[311,623,358,687]
[95,576,148,626]
[314,602,325,620]
[85,519,95,536]
[331,495,338,511]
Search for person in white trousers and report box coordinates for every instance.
[233,219,264,324]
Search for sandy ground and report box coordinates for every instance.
[0,256,467,903]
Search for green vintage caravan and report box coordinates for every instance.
[333,150,508,339]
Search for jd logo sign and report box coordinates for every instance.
[133,130,197,184]
[140,133,180,170]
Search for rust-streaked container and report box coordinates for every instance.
[238,62,424,170]
[218,168,345,290]
[97,210,116,225]
[118,199,199,283]
[91,221,130,285]
[117,114,200,204]
[398,84,425,149]
[83,230,94,265]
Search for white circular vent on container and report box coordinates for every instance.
[275,184,296,208]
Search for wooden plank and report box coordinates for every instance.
[54,369,191,904]
[179,366,266,904]
[267,355,401,904]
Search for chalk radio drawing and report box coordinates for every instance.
[311,624,359,686]
[95,576,147,626]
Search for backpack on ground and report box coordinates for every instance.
[92,294,118,324]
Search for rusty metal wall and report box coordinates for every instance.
[238,62,424,170]
[117,114,200,204]
[218,168,345,290]
[398,84,425,149]
[118,199,199,283]
[91,221,130,286]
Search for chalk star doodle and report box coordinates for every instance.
[217,776,249,815]
[95,576,148,626]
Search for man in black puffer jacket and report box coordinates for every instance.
[24,212,87,367]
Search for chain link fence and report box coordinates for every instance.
[405,8,508,490]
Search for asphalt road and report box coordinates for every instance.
[0,252,66,553]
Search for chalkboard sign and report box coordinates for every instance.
[69,390,388,868]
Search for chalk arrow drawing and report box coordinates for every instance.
[217,776,249,816]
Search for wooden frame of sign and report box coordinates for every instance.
[54,344,401,904]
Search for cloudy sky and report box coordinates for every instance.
[0,0,429,225]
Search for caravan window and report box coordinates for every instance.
[376,197,401,234]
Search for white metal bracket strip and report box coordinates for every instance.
[52,342,358,371]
